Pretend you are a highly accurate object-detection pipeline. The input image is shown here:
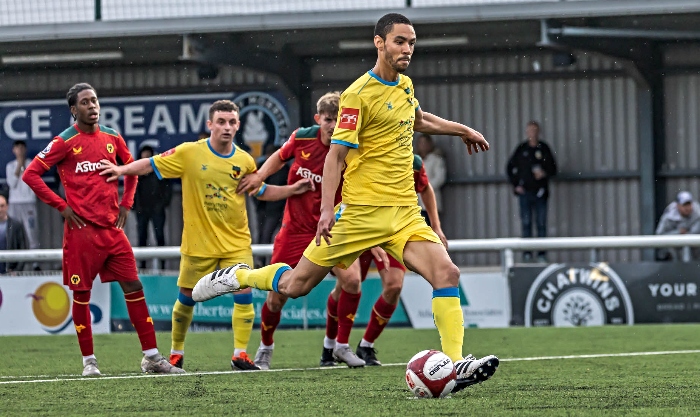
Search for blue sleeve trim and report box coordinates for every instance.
[331,139,359,149]
[255,183,268,198]
[432,287,459,298]
[233,293,253,305]
[272,265,292,293]
[149,158,162,180]
[178,292,196,306]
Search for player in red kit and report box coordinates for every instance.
[236,92,388,369]
[349,154,448,365]
[22,83,184,376]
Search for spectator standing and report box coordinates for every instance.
[5,140,40,267]
[0,194,29,274]
[655,191,700,261]
[506,121,557,263]
[133,144,172,270]
[415,133,446,225]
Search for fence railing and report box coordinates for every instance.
[2,235,699,271]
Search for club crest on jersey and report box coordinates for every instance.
[70,275,81,285]
[230,166,242,180]
[300,150,311,160]
[338,108,359,130]
[38,140,55,159]
[106,143,114,153]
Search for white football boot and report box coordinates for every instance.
[192,263,250,302]
[452,354,499,393]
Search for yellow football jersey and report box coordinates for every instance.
[331,70,421,206]
[150,138,257,257]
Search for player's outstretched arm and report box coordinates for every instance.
[237,149,286,195]
[420,183,448,248]
[256,178,315,201]
[316,144,349,246]
[99,158,153,182]
[414,108,489,155]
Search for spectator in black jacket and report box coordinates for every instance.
[253,143,289,267]
[0,194,28,274]
[506,121,557,263]
[134,145,172,269]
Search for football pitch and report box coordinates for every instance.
[2,325,700,416]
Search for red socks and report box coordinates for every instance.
[73,291,93,356]
[363,295,397,343]
[260,302,282,346]
[325,293,339,340]
[336,289,361,344]
[124,290,157,351]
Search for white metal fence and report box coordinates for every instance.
[2,235,699,271]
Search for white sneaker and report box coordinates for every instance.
[254,347,273,370]
[333,345,366,368]
[141,353,186,374]
[192,263,250,302]
[452,354,499,393]
[82,358,101,377]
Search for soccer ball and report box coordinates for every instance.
[405,350,456,399]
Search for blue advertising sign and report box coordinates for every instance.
[0,92,291,179]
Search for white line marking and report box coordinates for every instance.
[2,349,700,386]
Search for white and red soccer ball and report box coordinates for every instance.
[405,350,456,398]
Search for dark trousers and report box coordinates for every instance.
[255,212,283,267]
[518,192,548,257]
[137,209,166,269]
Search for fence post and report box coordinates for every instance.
[589,248,598,262]
[682,246,691,262]
[95,0,101,21]
[502,248,514,274]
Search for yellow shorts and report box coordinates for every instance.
[178,252,254,289]
[303,204,441,269]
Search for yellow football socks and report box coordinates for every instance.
[171,297,195,352]
[431,288,464,363]
[237,263,291,292]
[232,293,255,351]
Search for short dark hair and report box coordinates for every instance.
[374,13,412,40]
[12,140,26,148]
[209,100,240,120]
[67,83,96,108]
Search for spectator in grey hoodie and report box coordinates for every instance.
[655,191,700,261]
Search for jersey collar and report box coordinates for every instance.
[207,138,236,158]
[368,70,400,86]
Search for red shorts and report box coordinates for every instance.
[270,229,316,269]
[62,223,138,291]
[358,250,405,282]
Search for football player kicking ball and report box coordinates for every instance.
[335,154,449,366]
[99,100,313,371]
[22,83,183,376]
[193,13,498,393]
[236,92,386,369]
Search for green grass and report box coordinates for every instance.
[2,325,700,416]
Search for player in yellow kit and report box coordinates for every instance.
[100,100,313,371]
[193,14,498,393]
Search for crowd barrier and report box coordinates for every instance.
[1,235,699,335]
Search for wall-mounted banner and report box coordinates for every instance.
[0,275,110,336]
[509,262,700,327]
[400,271,510,329]
[0,91,291,178]
[111,274,410,332]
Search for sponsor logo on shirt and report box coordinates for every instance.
[296,167,321,183]
[160,148,176,157]
[75,161,102,173]
[338,108,359,130]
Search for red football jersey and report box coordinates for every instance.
[413,154,430,194]
[24,124,136,228]
[278,126,342,235]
